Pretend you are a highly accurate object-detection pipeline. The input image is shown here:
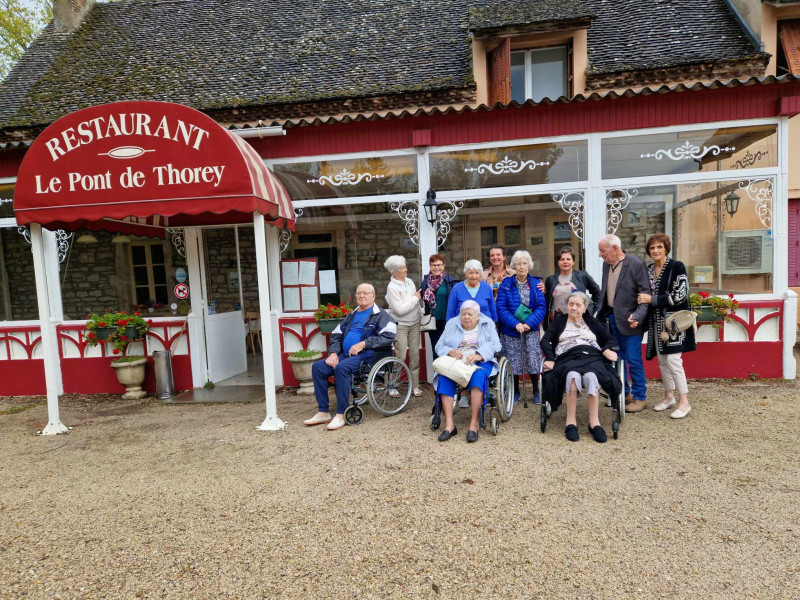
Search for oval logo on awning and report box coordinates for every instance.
[98,146,155,159]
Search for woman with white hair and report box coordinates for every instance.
[434,300,502,443]
[446,259,498,323]
[496,250,546,404]
[384,255,424,397]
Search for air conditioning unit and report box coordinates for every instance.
[721,229,773,275]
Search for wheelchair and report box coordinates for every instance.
[343,351,412,425]
[539,355,625,439]
[428,356,514,436]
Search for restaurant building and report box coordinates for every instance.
[0,0,798,430]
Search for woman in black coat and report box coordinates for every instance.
[540,246,601,327]
[637,234,696,420]
[540,291,620,443]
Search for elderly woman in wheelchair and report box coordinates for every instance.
[540,292,621,443]
[432,300,504,443]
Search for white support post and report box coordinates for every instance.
[783,290,797,380]
[584,134,605,281]
[183,227,209,388]
[30,224,67,435]
[254,212,286,431]
[417,149,437,264]
[265,224,284,386]
[42,228,65,395]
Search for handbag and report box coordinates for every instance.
[514,304,533,322]
[432,356,477,388]
[660,310,697,342]
[420,313,436,332]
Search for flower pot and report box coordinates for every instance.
[125,325,143,340]
[148,307,155,313]
[317,318,343,333]
[93,327,117,341]
[287,352,323,395]
[694,306,722,322]
[110,357,148,399]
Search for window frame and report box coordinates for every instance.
[129,240,168,306]
[510,45,569,103]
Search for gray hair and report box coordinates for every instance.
[460,299,481,316]
[356,283,376,295]
[383,255,406,275]
[464,259,483,274]
[568,291,590,308]
[599,233,622,249]
[509,250,533,271]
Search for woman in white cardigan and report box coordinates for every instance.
[384,255,424,396]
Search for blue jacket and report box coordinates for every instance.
[446,281,498,322]
[496,275,546,338]
[327,304,397,361]
[434,315,503,387]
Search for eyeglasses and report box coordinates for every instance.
[355,291,374,296]
[430,263,444,267]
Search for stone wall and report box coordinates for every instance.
[60,231,127,319]
[0,228,37,320]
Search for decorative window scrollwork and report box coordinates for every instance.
[464,156,550,176]
[738,178,773,228]
[732,149,768,170]
[55,230,72,264]
[640,141,735,161]
[166,228,185,258]
[307,169,385,187]
[551,192,585,240]
[605,188,638,234]
[435,200,464,249]
[17,226,31,244]
[279,208,304,254]
[390,200,420,247]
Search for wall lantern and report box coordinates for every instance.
[724,190,740,219]
[111,234,132,244]
[76,233,98,244]
[423,188,438,225]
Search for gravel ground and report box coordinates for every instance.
[1,378,799,600]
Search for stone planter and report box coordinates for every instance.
[287,352,322,395]
[317,318,343,333]
[110,357,148,399]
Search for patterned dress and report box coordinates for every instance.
[499,280,543,376]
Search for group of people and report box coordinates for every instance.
[304,232,695,444]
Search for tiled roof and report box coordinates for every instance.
[467,0,595,33]
[0,0,767,130]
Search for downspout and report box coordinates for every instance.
[722,0,765,52]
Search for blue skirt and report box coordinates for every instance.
[435,361,493,397]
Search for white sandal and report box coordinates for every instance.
[653,398,677,412]
[412,388,423,397]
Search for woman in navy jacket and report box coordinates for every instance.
[496,250,546,404]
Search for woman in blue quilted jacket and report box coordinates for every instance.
[496,250,546,405]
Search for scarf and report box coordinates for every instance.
[423,274,444,310]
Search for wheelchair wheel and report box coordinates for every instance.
[351,384,369,406]
[496,356,514,422]
[540,410,547,433]
[430,401,441,430]
[344,405,363,425]
[491,416,499,436]
[367,356,412,416]
[612,408,620,439]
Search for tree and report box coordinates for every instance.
[0,0,52,80]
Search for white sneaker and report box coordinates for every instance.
[326,414,346,430]
[303,413,332,426]
[458,394,470,408]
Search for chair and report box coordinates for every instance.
[245,311,262,355]
[343,351,412,425]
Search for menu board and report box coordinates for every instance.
[280,258,319,313]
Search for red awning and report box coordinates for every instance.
[13,101,294,231]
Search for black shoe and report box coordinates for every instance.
[466,429,479,443]
[565,424,579,442]
[588,425,607,443]
[438,427,457,442]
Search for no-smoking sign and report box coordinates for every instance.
[174,283,189,299]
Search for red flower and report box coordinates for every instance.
[98,321,106,327]
[118,319,128,327]
[339,302,345,307]
[699,291,710,299]
[112,349,120,355]
[87,332,96,339]
[134,311,141,316]
[120,335,128,341]
[728,293,735,299]
[147,319,154,326]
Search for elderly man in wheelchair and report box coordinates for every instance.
[304,283,398,431]
[431,300,509,443]
[540,291,622,443]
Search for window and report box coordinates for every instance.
[130,242,168,306]
[510,46,568,103]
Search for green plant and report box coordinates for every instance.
[313,302,353,322]
[291,348,322,358]
[203,381,216,389]
[689,291,739,329]
[84,309,151,355]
